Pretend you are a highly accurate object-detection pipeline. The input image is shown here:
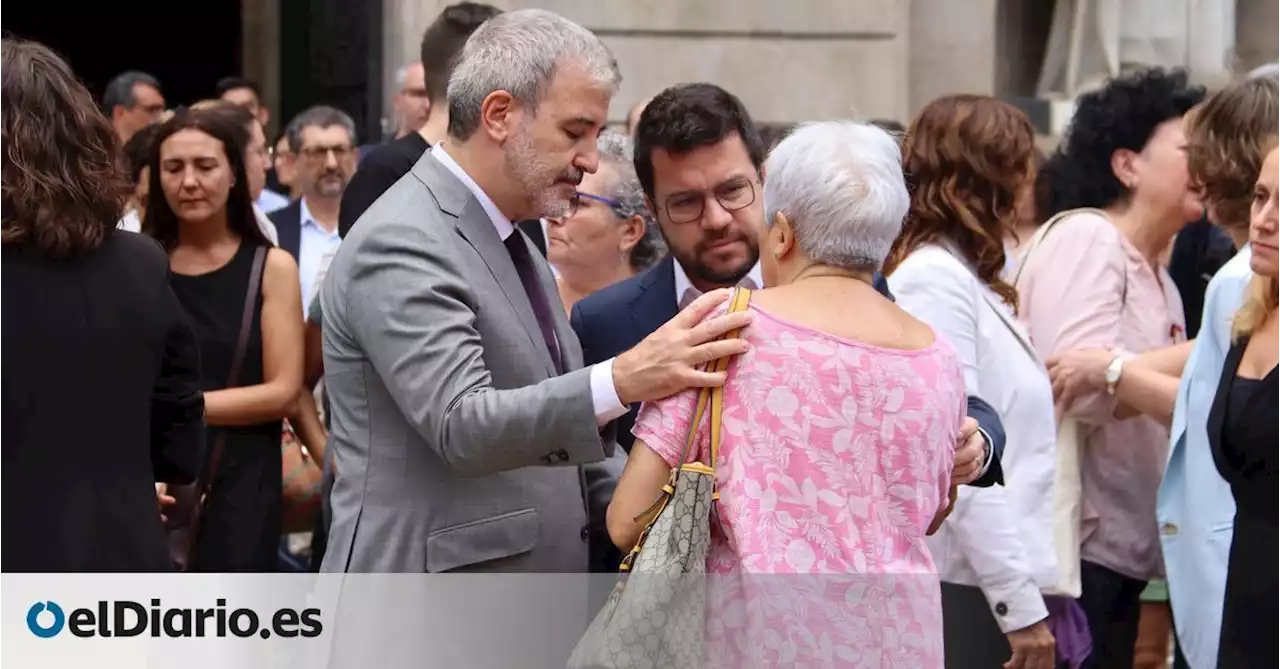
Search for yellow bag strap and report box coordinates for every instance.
[624,287,753,541]
[710,287,752,468]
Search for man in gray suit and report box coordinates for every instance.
[319,9,752,574]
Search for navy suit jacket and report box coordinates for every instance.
[269,199,303,260]
[570,255,1005,486]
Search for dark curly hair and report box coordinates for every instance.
[2,39,132,259]
[1185,76,1279,233]
[142,107,269,252]
[1040,68,1205,218]
[884,95,1036,310]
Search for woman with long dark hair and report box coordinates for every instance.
[884,95,1060,669]
[1,38,205,571]
[145,107,304,571]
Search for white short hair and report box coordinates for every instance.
[446,9,620,139]
[763,121,908,271]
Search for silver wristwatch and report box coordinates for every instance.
[1105,354,1127,396]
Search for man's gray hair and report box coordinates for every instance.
[102,70,160,113]
[1248,62,1280,81]
[446,9,620,140]
[763,121,909,272]
[596,131,665,269]
[284,105,357,152]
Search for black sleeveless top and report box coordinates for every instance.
[1209,337,1278,669]
[170,241,282,571]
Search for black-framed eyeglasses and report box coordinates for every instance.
[569,191,621,217]
[663,178,756,224]
[300,145,353,163]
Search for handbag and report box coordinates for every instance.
[567,287,751,669]
[165,245,268,571]
[281,420,324,534]
[1012,208,1126,598]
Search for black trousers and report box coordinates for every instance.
[1078,560,1147,669]
[941,582,1013,668]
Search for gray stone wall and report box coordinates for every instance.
[382,0,914,125]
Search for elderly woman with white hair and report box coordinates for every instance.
[608,121,965,667]
[546,130,665,312]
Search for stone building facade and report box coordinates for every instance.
[245,0,1276,140]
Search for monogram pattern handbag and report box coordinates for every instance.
[567,288,750,669]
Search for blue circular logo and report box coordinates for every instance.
[27,601,65,638]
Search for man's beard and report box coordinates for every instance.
[666,226,760,286]
[505,126,582,219]
[316,170,347,198]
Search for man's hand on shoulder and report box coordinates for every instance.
[611,289,753,406]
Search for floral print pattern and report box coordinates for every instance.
[633,305,965,668]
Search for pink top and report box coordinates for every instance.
[633,302,965,668]
[1016,211,1186,581]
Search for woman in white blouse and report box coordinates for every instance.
[885,95,1060,669]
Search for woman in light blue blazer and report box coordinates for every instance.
[1046,76,1277,668]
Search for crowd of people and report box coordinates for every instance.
[2,3,1276,669]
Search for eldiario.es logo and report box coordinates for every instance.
[26,599,322,639]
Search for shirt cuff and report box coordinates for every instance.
[976,427,994,478]
[590,359,629,427]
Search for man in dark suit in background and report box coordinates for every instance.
[269,105,358,304]
[571,83,1007,490]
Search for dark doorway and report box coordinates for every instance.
[3,2,241,109]
[279,0,383,145]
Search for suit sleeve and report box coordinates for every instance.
[569,302,598,366]
[339,221,612,477]
[966,395,1005,487]
[150,280,206,484]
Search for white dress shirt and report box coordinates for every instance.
[297,198,343,308]
[256,188,290,215]
[889,243,1055,634]
[432,145,627,426]
[117,209,142,233]
[674,258,763,309]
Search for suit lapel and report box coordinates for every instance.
[1207,337,1245,468]
[630,255,679,339]
[276,201,302,258]
[432,169,556,377]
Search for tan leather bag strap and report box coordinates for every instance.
[1011,207,1107,288]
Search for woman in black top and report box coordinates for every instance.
[145,108,304,571]
[1,39,205,571]
[1209,144,1279,668]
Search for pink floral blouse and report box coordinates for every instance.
[633,304,965,668]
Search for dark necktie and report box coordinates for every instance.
[503,232,563,374]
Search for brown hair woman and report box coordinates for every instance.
[145,107,304,571]
[884,94,1061,669]
[2,38,205,571]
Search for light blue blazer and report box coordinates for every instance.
[1157,246,1252,669]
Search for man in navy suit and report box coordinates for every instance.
[571,84,1006,500]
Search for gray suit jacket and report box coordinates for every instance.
[319,151,620,573]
